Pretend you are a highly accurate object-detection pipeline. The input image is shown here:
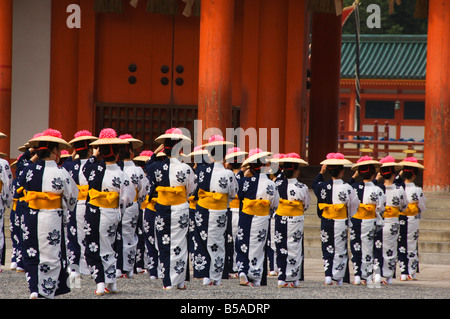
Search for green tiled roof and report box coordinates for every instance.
[341,34,427,80]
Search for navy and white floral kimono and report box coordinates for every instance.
[398,182,426,278]
[62,157,91,275]
[235,172,279,286]
[9,150,34,271]
[148,156,196,288]
[227,170,244,274]
[191,162,238,283]
[274,177,310,284]
[82,157,135,286]
[0,158,13,267]
[373,182,406,280]
[20,160,78,298]
[142,154,163,278]
[116,160,150,275]
[312,174,359,283]
[349,180,386,281]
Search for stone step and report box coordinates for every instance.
[420,230,450,242]
[419,241,450,254]
[418,252,450,265]
[420,219,450,231]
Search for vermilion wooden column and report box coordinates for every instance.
[0,0,12,157]
[308,11,343,165]
[285,0,310,157]
[49,0,79,140]
[240,0,260,131]
[198,0,235,143]
[424,0,450,192]
[256,0,288,153]
[77,0,96,133]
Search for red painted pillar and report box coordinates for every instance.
[198,0,235,143]
[424,0,450,192]
[308,10,343,165]
[256,0,288,153]
[49,0,79,140]
[0,0,12,157]
[77,0,97,134]
[285,0,310,157]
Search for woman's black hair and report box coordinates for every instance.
[380,166,395,180]
[73,140,91,159]
[228,155,245,170]
[403,166,419,180]
[249,157,269,174]
[118,143,132,161]
[99,144,119,162]
[208,145,228,162]
[328,165,344,178]
[283,162,299,179]
[163,139,181,157]
[358,164,376,180]
[36,141,59,159]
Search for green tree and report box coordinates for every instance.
[342,0,428,35]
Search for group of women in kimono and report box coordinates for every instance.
[1,127,426,298]
[313,153,426,286]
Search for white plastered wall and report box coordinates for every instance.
[11,0,51,159]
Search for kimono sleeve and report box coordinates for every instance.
[137,166,150,204]
[347,185,360,218]
[299,183,311,211]
[270,182,280,211]
[185,165,197,199]
[375,186,386,227]
[417,186,426,217]
[398,187,408,212]
[120,171,136,216]
[227,171,238,202]
[61,169,79,213]
[0,159,13,208]
[312,173,325,198]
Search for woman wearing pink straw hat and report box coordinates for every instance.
[191,135,238,286]
[273,153,310,288]
[397,157,426,281]
[115,134,150,278]
[312,153,359,286]
[62,130,98,283]
[372,156,407,285]
[149,128,196,290]
[235,148,279,287]
[19,129,79,299]
[349,156,386,286]
[83,128,136,295]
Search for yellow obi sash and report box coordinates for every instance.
[318,203,347,220]
[229,195,240,209]
[88,189,119,209]
[353,204,376,219]
[156,186,187,206]
[13,187,24,210]
[77,185,89,201]
[242,198,271,216]
[141,195,158,211]
[400,202,419,216]
[197,189,228,210]
[276,199,304,217]
[23,190,62,210]
[384,206,400,218]
[188,196,198,210]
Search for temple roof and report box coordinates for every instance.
[341,34,427,80]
